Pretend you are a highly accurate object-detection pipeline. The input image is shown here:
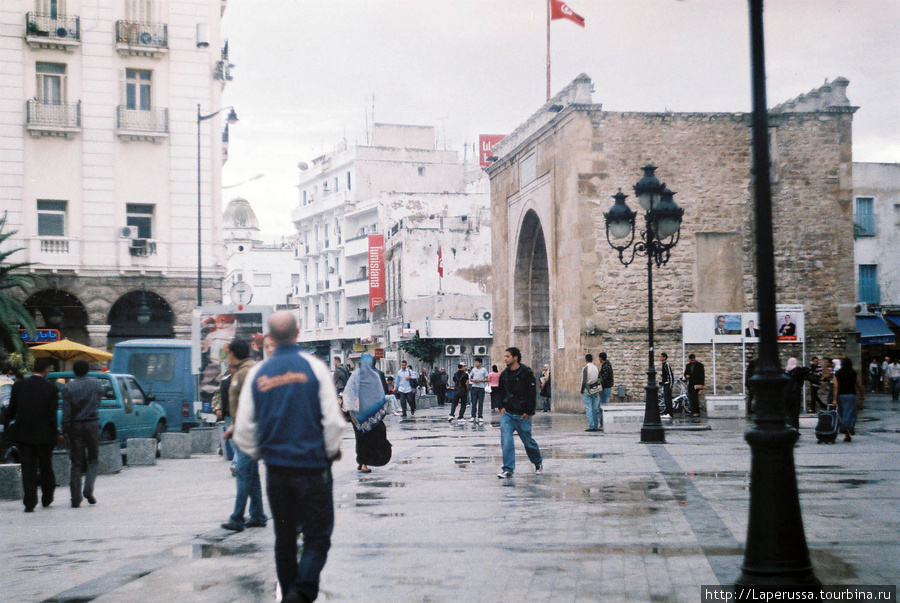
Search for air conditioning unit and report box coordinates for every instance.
[473,345,488,356]
[855,302,872,315]
[120,225,138,239]
[444,345,460,356]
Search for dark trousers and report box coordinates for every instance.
[399,391,416,416]
[687,387,701,415]
[68,420,100,505]
[434,386,447,406]
[450,390,467,418]
[267,465,334,602]
[809,386,824,411]
[662,383,673,415]
[469,387,485,419]
[18,442,55,510]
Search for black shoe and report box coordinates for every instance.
[41,498,53,508]
[84,493,96,505]
[585,428,598,432]
[245,519,267,528]
[24,507,35,513]
[71,501,80,508]
[221,520,244,532]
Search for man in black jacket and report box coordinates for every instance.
[448,363,469,422]
[3,358,61,512]
[684,354,706,417]
[430,367,446,406]
[496,347,543,478]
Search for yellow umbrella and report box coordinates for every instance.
[30,338,113,363]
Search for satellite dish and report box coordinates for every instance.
[297,161,309,171]
[56,27,68,38]
[139,31,152,45]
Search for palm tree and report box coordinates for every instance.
[0,212,35,355]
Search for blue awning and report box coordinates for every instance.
[857,315,895,345]
[885,314,900,329]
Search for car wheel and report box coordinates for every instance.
[100,427,115,442]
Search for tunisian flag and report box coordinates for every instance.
[550,0,585,27]
[437,245,444,278]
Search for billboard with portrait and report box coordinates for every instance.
[683,306,804,344]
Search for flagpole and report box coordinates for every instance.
[546,0,551,102]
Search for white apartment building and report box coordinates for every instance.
[290,124,492,367]
[222,197,295,307]
[0,0,232,349]
[853,162,900,349]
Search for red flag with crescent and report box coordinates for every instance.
[438,245,444,278]
[550,0,585,27]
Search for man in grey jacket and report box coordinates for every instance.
[62,360,102,507]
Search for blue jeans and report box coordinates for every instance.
[230,447,266,525]
[892,377,900,401]
[267,465,334,602]
[469,387,485,419]
[583,392,600,429]
[500,412,542,473]
[598,388,611,426]
[837,393,858,434]
[222,417,234,461]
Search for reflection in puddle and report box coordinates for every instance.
[192,543,261,559]
[356,491,385,500]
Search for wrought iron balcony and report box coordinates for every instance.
[26,13,81,50]
[115,21,168,57]
[26,99,81,137]
[116,106,169,141]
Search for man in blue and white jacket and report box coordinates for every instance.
[234,310,347,603]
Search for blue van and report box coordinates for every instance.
[110,340,199,432]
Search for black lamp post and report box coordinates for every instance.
[737,0,819,587]
[604,165,684,444]
[197,104,238,307]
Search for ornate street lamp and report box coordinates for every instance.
[604,165,683,443]
[136,286,152,325]
[737,0,819,588]
[197,104,238,307]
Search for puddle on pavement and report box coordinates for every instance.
[545,449,610,460]
[192,542,261,559]
[827,478,878,488]
[365,480,407,488]
[367,512,406,518]
[454,455,493,466]
[356,491,385,500]
[810,549,858,580]
[234,576,269,599]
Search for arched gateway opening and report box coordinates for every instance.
[513,209,550,370]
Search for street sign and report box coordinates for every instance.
[229,281,253,305]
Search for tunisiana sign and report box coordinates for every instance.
[368,234,385,312]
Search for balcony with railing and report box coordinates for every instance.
[26,99,81,137]
[27,237,80,267]
[26,13,81,50]
[344,277,369,299]
[115,21,168,57]
[116,106,169,141]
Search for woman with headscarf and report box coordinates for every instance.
[833,357,864,442]
[539,364,551,412]
[342,354,392,472]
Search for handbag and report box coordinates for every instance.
[485,383,492,394]
[587,381,602,396]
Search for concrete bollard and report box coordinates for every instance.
[99,440,123,474]
[160,432,191,459]
[0,464,25,500]
[416,394,437,410]
[52,448,71,486]
[603,410,645,433]
[190,426,218,454]
[126,438,157,466]
[706,395,746,418]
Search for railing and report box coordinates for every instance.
[117,106,169,134]
[26,99,81,130]
[129,239,157,257]
[346,318,370,325]
[346,276,367,284]
[39,238,69,253]
[26,12,80,41]
[115,20,168,48]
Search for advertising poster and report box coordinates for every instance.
[191,306,270,408]
[479,134,505,168]
[683,306,804,344]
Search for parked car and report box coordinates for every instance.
[49,372,168,447]
[0,375,16,462]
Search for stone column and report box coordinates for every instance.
[86,324,111,351]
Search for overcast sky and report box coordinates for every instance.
[221,0,900,239]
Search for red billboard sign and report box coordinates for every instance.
[479,134,505,168]
[368,234,385,312]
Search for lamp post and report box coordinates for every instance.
[197,104,238,307]
[604,165,684,444]
[737,0,819,587]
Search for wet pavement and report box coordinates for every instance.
[2,397,898,602]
